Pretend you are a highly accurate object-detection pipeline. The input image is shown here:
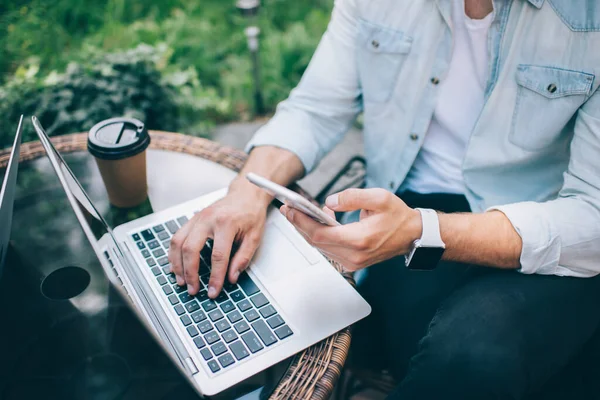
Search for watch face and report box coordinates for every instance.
[409,247,445,270]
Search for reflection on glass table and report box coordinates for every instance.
[0,148,289,400]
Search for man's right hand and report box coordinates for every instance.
[168,179,271,299]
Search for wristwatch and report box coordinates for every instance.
[405,208,445,270]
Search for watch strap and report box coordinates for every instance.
[416,208,445,248]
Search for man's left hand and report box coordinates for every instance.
[280,188,422,271]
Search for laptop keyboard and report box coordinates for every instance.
[131,216,294,374]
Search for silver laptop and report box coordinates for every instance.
[32,116,371,396]
[0,115,24,277]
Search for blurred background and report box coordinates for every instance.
[0,0,333,148]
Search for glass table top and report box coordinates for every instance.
[0,149,290,400]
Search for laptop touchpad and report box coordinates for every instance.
[251,223,316,284]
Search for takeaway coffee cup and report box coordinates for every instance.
[88,117,151,208]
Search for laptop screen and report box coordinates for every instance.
[31,117,117,250]
[0,115,24,275]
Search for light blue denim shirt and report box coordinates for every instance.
[246,0,600,277]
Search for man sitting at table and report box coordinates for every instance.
[168,0,600,398]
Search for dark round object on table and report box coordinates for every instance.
[87,117,150,161]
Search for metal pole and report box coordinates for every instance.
[245,26,265,116]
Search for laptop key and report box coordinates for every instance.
[204,331,220,345]
[168,294,180,305]
[157,231,170,241]
[179,292,195,304]
[157,257,170,266]
[208,309,224,322]
[198,320,213,334]
[241,331,264,353]
[201,348,213,360]
[141,249,151,258]
[151,267,161,276]
[156,275,167,286]
[163,286,174,296]
[173,284,186,294]
[230,290,245,303]
[186,325,199,338]
[215,291,228,304]
[252,320,278,346]
[266,314,285,329]
[193,336,206,349]
[153,224,166,233]
[237,272,260,296]
[174,304,186,316]
[185,300,200,313]
[165,220,179,234]
[180,315,192,326]
[137,241,146,250]
[202,300,217,312]
[211,341,227,356]
[191,310,207,323]
[222,329,238,344]
[234,320,250,334]
[152,248,165,258]
[259,305,277,319]
[244,309,260,322]
[147,240,160,250]
[132,233,141,241]
[227,310,243,324]
[215,319,231,333]
[223,281,238,293]
[274,325,294,340]
[162,240,170,250]
[197,290,209,302]
[141,229,155,241]
[220,301,235,314]
[167,274,177,284]
[250,293,269,308]
[229,340,249,360]
[177,216,189,226]
[238,299,252,312]
[200,274,210,285]
[207,360,220,373]
[146,258,156,267]
[218,353,235,368]
[162,266,171,275]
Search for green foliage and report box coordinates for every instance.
[0,44,230,147]
[0,0,333,148]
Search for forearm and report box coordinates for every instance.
[438,211,522,269]
[229,145,305,207]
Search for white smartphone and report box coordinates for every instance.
[246,173,340,226]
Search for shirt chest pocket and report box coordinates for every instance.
[356,19,413,104]
[511,65,594,151]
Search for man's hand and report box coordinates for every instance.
[281,188,422,271]
[168,180,269,298]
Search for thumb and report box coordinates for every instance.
[325,188,392,212]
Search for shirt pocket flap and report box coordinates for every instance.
[358,19,412,54]
[516,65,594,99]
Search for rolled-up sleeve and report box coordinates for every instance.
[489,91,600,277]
[245,0,362,174]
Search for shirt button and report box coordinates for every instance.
[410,133,419,141]
[389,181,394,189]
[547,83,557,93]
[430,77,440,85]
[371,40,380,49]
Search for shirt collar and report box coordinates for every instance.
[527,0,545,8]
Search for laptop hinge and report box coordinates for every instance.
[184,357,199,375]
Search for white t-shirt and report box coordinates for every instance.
[402,0,494,194]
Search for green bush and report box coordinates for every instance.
[0,0,333,148]
[0,44,231,147]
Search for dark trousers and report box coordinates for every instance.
[351,191,600,400]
